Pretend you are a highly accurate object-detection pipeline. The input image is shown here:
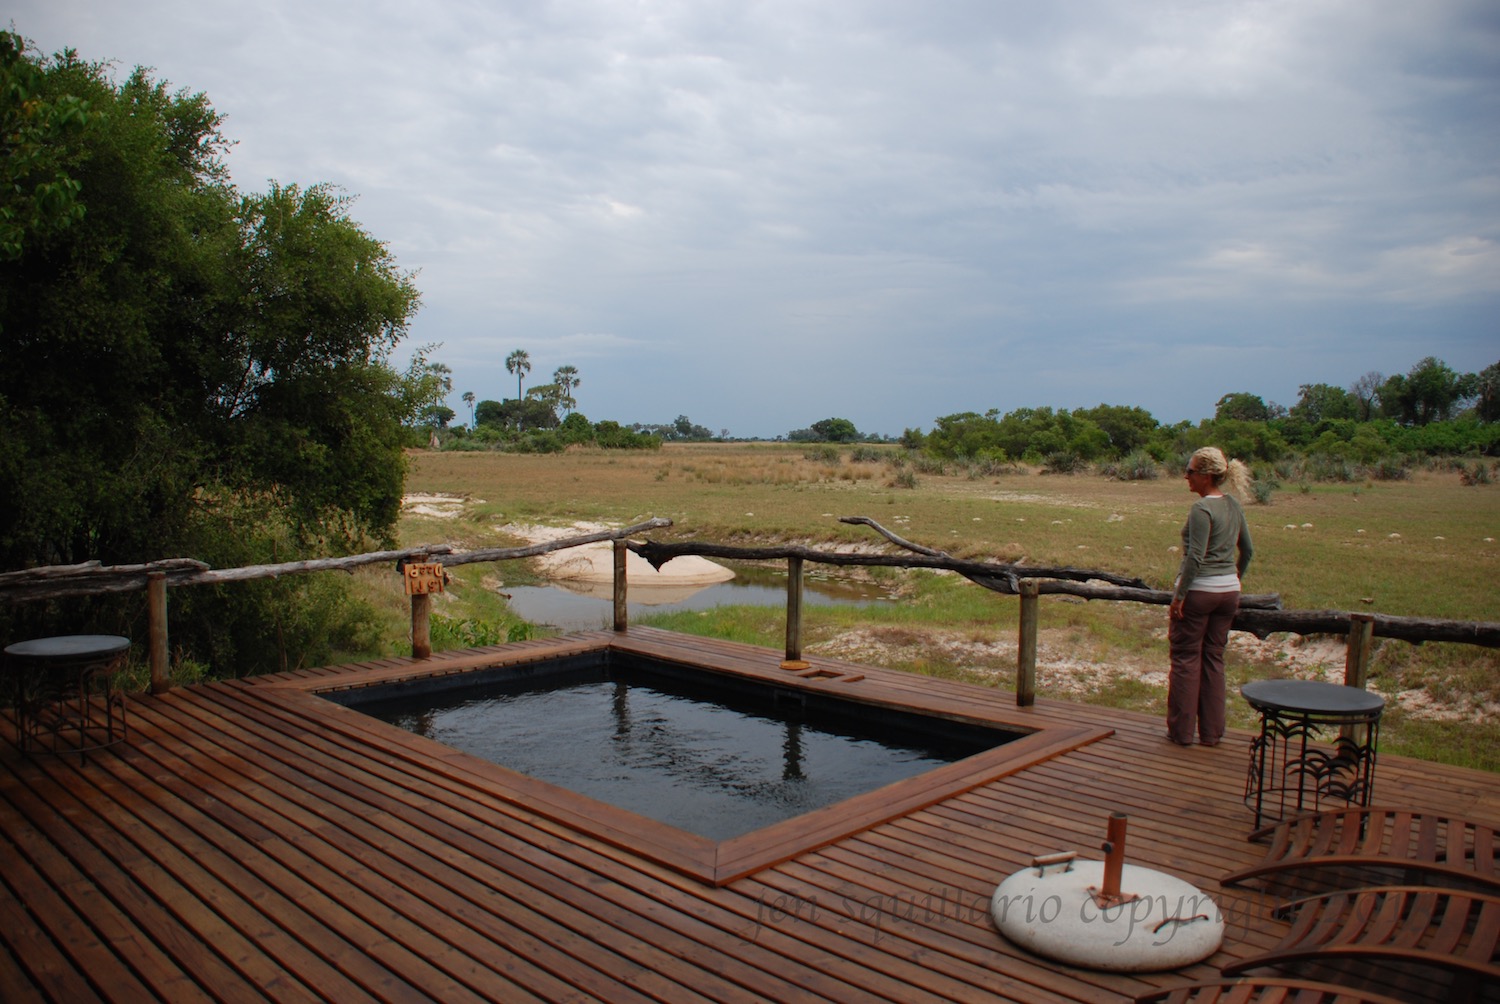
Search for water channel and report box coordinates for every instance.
[502,562,896,632]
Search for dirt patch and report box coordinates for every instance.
[400,493,474,519]
[810,624,1497,722]
[809,625,1166,699]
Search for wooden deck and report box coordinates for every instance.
[3,627,1497,1003]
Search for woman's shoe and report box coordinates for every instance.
[1162,731,1192,747]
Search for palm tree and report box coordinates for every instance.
[505,349,531,401]
[552,365,580,414]
[461,390,475,428]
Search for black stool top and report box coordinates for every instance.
[1241,678,1385,716]
[4,635,131,662]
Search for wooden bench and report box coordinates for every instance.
[1221,885,1500,1002]
[1222,807,1500,894]
[1133,977,1414,1004]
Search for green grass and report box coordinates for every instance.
[378,445,1500,771]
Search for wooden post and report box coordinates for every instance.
[411,592,432,658]
[785,555,805,664]
[1017,579,1039,707]
[613,539,628,632]
[1341,612,1377,744]
[147,571,170,693]
[1345,613,1375,689]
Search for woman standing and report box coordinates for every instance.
[1167,446,1254,747]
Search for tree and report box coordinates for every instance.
[403,344,452,434]
[0,32,92,262]
[1289,383,1357,424]
[1476,361,1500,423]
[1349,371,1383,422]
[809,417,860,442]
[1072,404,1158,455]
[0,35,420,674]
[505,348,531,400]
[1379,357,1468,425]
[552,365,580,414]
[461,390,475,428]
[1214,392,1270,423]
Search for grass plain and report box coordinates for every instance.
[387,443,1500,770]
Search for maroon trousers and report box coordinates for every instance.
[1167,589,1240,745]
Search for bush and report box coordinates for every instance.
[1369,456,1412,481]
[1250,480,1276,505]
[849,446,883,463]
[1041,451,1084,474]
[1460,461,1494,486]
[1109,450,1159,481]
[803,445,841,463]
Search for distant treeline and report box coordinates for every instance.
[901,356,1499,468]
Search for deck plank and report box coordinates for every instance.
[3,627,1497,1003]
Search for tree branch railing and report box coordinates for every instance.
[2,514,1494,706]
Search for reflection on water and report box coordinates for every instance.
[503,564,893,632]
[359,665,988,840]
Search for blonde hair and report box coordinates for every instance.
[1190,446,1253,501]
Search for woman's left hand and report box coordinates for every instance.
[1169,598,1185,620]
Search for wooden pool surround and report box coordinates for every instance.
[281,630,1110,886]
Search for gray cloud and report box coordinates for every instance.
[13,0,1498,437]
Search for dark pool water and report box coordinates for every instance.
[341,657,1013,840]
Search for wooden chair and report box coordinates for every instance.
[1133,977,1414,1004]
[1221,885,1500,1002]
[1222,807,1499,895]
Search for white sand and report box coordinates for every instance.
[501,522,735,586]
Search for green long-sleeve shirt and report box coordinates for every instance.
[1174,494,1253,600]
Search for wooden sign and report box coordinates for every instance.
[403,562,446,595]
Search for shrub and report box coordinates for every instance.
[1041,451,1084,474]
[1460,461,1494,486]
[849,446,883,463]
[891,469,918,489]
[803,445,841,463]
[1111,450,1159,481]
[911,454,948,476]
[1369,456,1412,481]
[1250,480,1276,505]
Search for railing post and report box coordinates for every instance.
[148,571,170,693]
[784,555,805,664]
[411,592,432,659]
[1345,612,1375,689]
[1017,579,1039,707]
[613,539,628,632]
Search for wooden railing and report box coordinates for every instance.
[2,515,1495,705]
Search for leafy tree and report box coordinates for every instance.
[1290,383,1357,424]
[0,32,93,262]
[1214,392,1270,423]
[1476,361,1500,423]
[505,348,531,400]
[1072,404,1158,455]
[1379,357,1469,425]
[558,411,592,443]
[0,36,420,674]
[790,417,861,442]
[461,390,475,427]
[481,398,557,432]
[812,417,860,442]
[403,344,453,436]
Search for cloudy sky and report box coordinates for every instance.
[13,1,1499,438]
